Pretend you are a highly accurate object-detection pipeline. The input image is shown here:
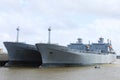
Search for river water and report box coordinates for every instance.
[0,60,120,80]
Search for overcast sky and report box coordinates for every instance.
[0,0,120,54]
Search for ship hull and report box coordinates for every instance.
[36,43,116,66]
[4,42,42,67]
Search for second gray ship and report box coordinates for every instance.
[4,42,42,67]
[4,27,42,67]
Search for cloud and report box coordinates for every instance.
[0,33,11,51]
[1,0,120,17]
[0,0,120,54]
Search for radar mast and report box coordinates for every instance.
[16,26,20,42]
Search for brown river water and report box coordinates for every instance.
[0,60,120,80]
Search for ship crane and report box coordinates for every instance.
[16,26,20,42]
[48,27,51,44]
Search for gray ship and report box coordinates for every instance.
[4,42,42,67]
[3,27,42,67]
[36,38,116,66]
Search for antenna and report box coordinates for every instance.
[89,41,90,45]
[16,26,20,42]
[107,39,109,44]
[110,40,111,45]
[48,27,51,44]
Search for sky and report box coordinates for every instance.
[0,0,120,54]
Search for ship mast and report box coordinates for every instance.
[48,27,51,44]
[16,26,20,42]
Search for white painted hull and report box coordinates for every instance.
[36,43,116,65]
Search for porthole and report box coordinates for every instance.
[49,52,53,54]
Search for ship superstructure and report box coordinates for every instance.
[68,38,114,53]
